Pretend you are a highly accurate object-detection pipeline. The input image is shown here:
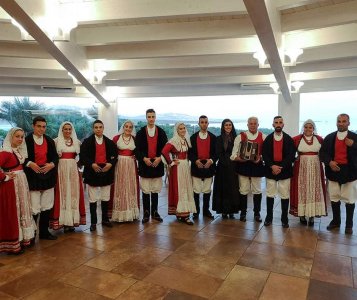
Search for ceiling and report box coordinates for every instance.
[0,0,357,106]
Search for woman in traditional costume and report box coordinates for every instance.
[50,122,86,232]
[161,122,196,225]
[0,127,35,254]
[289,119,327,226]
[212,119,240,218]
[111,120,140,222]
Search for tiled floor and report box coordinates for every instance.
[1,188,357,300]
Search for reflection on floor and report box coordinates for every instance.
[1,187,357,300]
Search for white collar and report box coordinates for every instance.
[33,134,44,145]
[199,131,208,139]
[273,132,283,141]
[337,131,348,140]
[95,135,104,144]
[147,126,156,137]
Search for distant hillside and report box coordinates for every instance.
[119,113,244,124]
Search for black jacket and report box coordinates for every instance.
[320,130,357,184]
[262,132,295,180]
[80,134,117,186]
[135,126,168,178]
[189,131,217,178]
[24,134,59,190]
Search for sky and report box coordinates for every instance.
[1,90,356,136]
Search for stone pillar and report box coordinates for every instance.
[278,93,300,136]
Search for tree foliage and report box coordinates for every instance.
[0,97,94,140]
[0,97,45,134]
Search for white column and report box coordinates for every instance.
[98,99,118,139]
[278,93,300,136]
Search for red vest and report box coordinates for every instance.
[197,134,210,159]
[95,141,107,164]
[34,138,48,165]
[273,138,283,162]
[241,131,264,155]
[147,127,158,158]
[334,137,348,164]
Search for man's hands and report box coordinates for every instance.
[271,165,282,175]
[196,159,213,169]
[92,163,112,172]
[29,162,55,174]
[144,157,162,167]
[329,160,341,172]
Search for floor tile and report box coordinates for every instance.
[212,265,269,299]
[311,252,353,287]
[144,266,223,298]
[59,265,136,299]
[253,226,288,245]
[161,251,235,279]
[260,272,309,300]
[0,268,59,298]
[85,243,145,271]
[202,223,257,240]
[206,237,252,263]
[115,281,169,300]
[23,281,110,300]
[317,240,357,257]
[111,247,172,279]
[283,228,318,250]
[307,279,357,300]
[124,232,187,251]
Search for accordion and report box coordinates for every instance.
[239,141,259,161]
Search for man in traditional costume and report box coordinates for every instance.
[262,116,295,228]
[189,115,217,219]
[320,113,357,234]
[136,109,168,223]
[80,120,117,232]
[231,116,266,222]
[25,116,59,240]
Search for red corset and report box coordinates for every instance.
[60,152,76,159]
[118,149,134,156]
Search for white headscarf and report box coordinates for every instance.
[56,121,80,154]
[169,122,191,150]
[118,120,136,137]
[1,127,28,161]
[301,119,317,135]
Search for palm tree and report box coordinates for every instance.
[0,97,45,134]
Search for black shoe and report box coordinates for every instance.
[308,217,314,227]
[229,214,235,219]
[90,224,97,232]
[240,214,247,222]
[300,216,307,225]
[142,211,150,224]
[282,222,289,228]
[64,226,75,233]
[203,211,214,219]
[345,227,353,234]
[39,233,57,240]
[193,213,199,220]
[264,219,272,226]
[180,217,194,225]
[102,221,113,228]
[254,214,262,222]
[327,221,340,231]
[222,214,228,219]
[152,211,163,222]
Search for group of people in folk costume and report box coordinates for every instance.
[1,111,357,255]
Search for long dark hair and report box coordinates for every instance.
[221,118,237,139]
[221,119,236,150]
